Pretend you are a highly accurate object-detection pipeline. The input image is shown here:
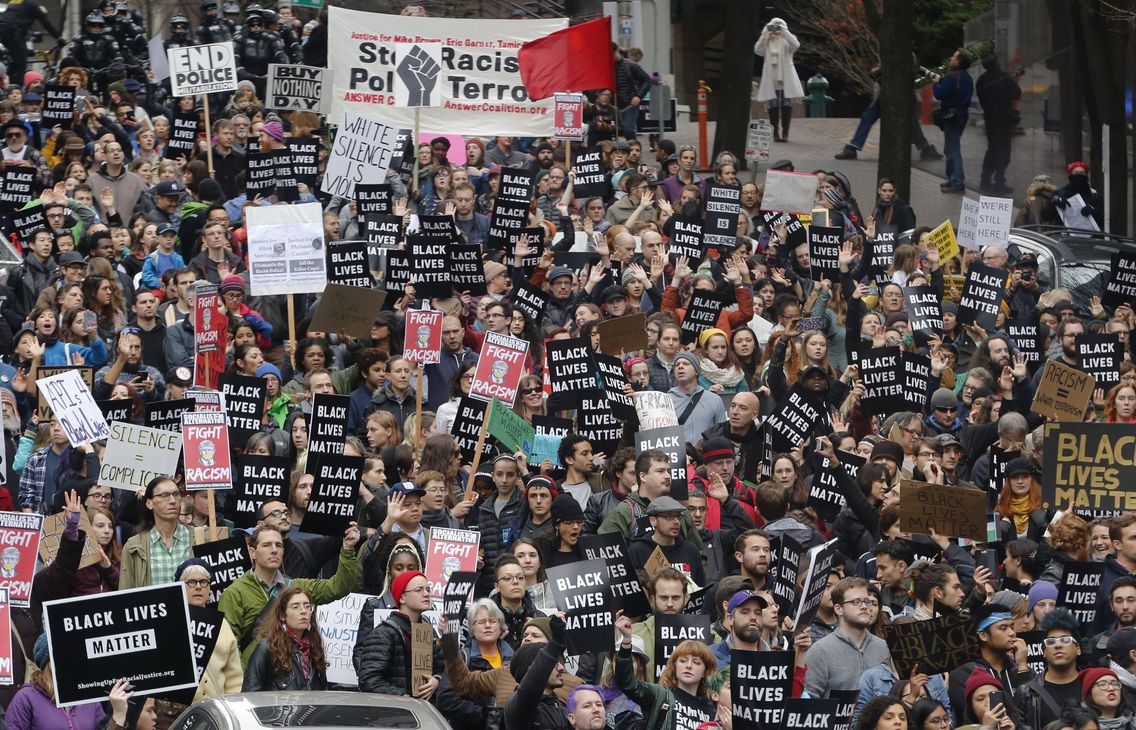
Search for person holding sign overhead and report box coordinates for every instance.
[243,586,328,691]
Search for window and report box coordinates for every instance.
[251,705,421,728]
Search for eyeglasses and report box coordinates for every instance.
[926,717,952,728]
[151,490,181,501]
[287,602,314,612]
[917,451,938,458]
[424,486,448,495]
[497,574,525,584]
[1095,680,1123,690]
[841,597,875,607]
[88,492,113,501]
[183,578,210,588]
[473,618,500,627]
[263,508,288,519]
[900,426,923,437]
[402,586,429,595]
[1043,635,1076,647]
[934,406,957,413]
[6,133,23,139]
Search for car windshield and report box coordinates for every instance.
[1055,238,1123,312]
[251,705,421,728]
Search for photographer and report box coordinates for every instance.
[753,18,804,143]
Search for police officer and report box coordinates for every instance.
[164,15,194,54]
[232,9,288,98]
[110,1,147,59]
[68,13,124,93]
[0,0,63,86]
[196,0,233,45]
[222,2,241,35]
[260,8,299,63]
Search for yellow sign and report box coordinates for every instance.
[928,219,959,262]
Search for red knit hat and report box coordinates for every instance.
[1081,667,1118,698]
[1067,161,1089,176]
[963,669,1003,700]
[391,570,426,606]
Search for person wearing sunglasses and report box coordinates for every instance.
[1,119,51,188]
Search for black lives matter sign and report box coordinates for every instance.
[1056,560,1105,626]
[679,291,725,344]
[448,244,488,296]
[308,393,350,457]
[1077,333,1123,390]
[859,346,905,416]
[192,535,251,604]
[409,232,452,299]
[548,559,614,654]
[957,262,1006,331]
[808,225,841,282]
[300,454,363,536]
[571,146,609,199]
[487,168,533,251]
[164,112,199,160]
[217,373,266,448]
[233,454,290,528]
[579,533,650,617]
[668,214,703,262]
[904,285,942,346]
[547,338,595,402]
[327,239,372,288]
[732,650,794,730]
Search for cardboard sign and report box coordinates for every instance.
[1104,251,1136,308]
[528,415,571,468]
[596,313,648,357]
[547,337,596,401]
[38,510,100,570]
[552,92,585,140]
[164,112,198,160]
[192,535,251,604]
[469,331,529,407]
[761,170,819,215]
[635,425,688,502]
[449,396,496,464]
[1032,360,1095,422]
[975,196,1015,247]
[703,183,740,251]
[577,389,623,460]
[928,219,960,262]
[326,239,372,288]
[858,346,905,417]
[635,391,679,431]
[770,533,805,617]
[41,85,76,129]
[442,571,477,636]
[424,527,480,602]
[571,147,609,199]
[181,411,232,490]
[217,374,266,449]
[654,614,711,680]
[956,198,980,250]
[731,649,794,730]
[579,533,650,617]
[904,285,943,346]
[410,622,434,691]
[43,583,197,707]
[1077,333,1123,391]
[792,539,837,631]
[266,64,332,114]
[957,262,1006,332]
[0,512,42,607]
[300,453,363,536]
[310,283,387,340]
[487,397,536,454]
[884,612,983,676]
[247,202,327,297]
[898,480,987,541]
[680,291,725,344]
[403,309,444,365]
[36,369,110,446]
[1042,422,1136,512]
[308,393,351,456]
[0,167,35,212]
[487,168,534,251]
[1056,560,1105,626]
[99,422,184,492]
[548,559,615,654]
[168,42,237,96]
[448,244,488,296]
[809,452,865,524]
[321,112,399,200]
[233,454,290,528]
[594,353,636,420]
[808,225,841,282]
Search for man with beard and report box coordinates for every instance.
[1030,317,1087,392]
[669,353,726,445]
[733,529,772,592]
[558,435,603,509]
[626,567,690,680]
[804,577,890,698]
[504,615,572,730]
[1019,608,1084,729]
[599,451,702,550]
[709,590,764,670]
[1090,577,1136,662]
[0,391,22,493]
[566,686,607,730]
[95,328,166,402]
[629,497,704,587]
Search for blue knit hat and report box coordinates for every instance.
[33,633,49,667]
[256,363,282,381]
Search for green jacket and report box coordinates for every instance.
[615,644,676,730]
[282,364,360,397]
[218,547,361,667]
[598,493,704,552]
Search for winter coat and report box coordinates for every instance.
[6,683,105,730]
[354,609,443,695]
[243,636,328,691]
[754,19,805,102]
[504,638,573,730]
[470,488,525,597]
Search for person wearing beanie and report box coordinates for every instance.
[542,494,587,568]
[258,120,287,153]
[1026,580,1058,625]
[948,604,1035,726]
[6,634,109,730]
[957,669,1010,728]
[257,361,293,428]
[1018,608,1083,728]
[669,350,726,444]
[926,387,963,437]
[697,328,749,396]
[213,268,273,351]
[1082,667,1132,729]
[1050,160,1104,230]
[517,475,559,542]
[355,569,444,696]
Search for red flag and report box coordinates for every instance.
[519,17,617,101]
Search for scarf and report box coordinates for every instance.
[1009,495,1031,535]
[286,626,313,680]
[1097,716,1130,730]
[700,359,745,388]
[765,30,784,72]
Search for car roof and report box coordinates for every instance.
[190,692,450,730]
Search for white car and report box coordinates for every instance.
[170,691,452,730]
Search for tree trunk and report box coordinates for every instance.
[711,0,762,168]
[876,0,914,200]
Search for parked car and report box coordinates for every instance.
[1007,226,1136,314]
[170,691,451,730]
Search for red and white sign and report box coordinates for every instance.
[193,282,226,388]
[403,309,444,365]
[469,331,530,407]
[0,512,43,608]
[553,93,586,141]
[181,411,232,490]
[0,588,11,685]
[186,390,225,412]
[424,527,480,602]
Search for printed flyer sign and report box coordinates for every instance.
[181,411,232,490]
[424,527,480,601]
[246,202,327,296]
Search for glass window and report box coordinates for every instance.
[252,705,421,728]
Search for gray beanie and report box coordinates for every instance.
[673,351,702,376]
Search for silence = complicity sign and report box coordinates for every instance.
[167,42,238,97]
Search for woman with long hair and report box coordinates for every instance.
[1104,383,1136,424]
[513,375,546,423]
[285,411,309,473]
[995,458,1045,542]
[887,243,919,287]
[511,537,555,614]
[365,411,401,453]
[418,434,466,500]
[855,696,908,730]
[697,328,749,394]
[7,636,107,730]
[822,435,894,573]
[81,273,127,345]
[243,587,328,691]
[908,699,953,730]
[730,326,761,387]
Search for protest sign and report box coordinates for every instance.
[927,219,960,262]
[155,605,224,704]
[448,244,488,296]
[487,398,536,454]
[36,369,109,446]
[529,415,571,468]
[770,533,805,617]
[680,291,725,344]
[317,592,369,685]
[667,214,704,262]
[469,331,529,406]
[449,397,496,463]
[764,384,827,458]
[145,398,192,432]
[233,454,290,528]
[0,167,35,212]
[168,42,237,96]
[1008,318,1044,369]
[403,309,444,365]
[321,112,399,200]
[857,347,905,416]
[266,64,332,114]
[512,280,549,325]
[300,454,363,535]
[407,233,452,299]
[831,691,859,730]
[808,225,842,281]
[193,281,224,355]
[899,480,987,541]
[783,699,840,730]
[869,225,897,273]
[246,202,327,296]
[884,611,982,676]
[548,559,615,654]
[703,183,740,251]
[634,391,678,431]
[192,535,251,604]
[1059,193,1100,231]
[8,202,46,244]
[272,149,300,202]
[547,337,595,402]
[731,650,794,730]
[792,539,836,630]
[99,422,183,492]
[904,285,943,346]
[761,170,819,214]
[596,313,648,357]
[571,146,609,199]
[975,196,1014,247]
[391,41,443,106]
[0,513,42,607]
[442,571,477,636]
[902,352,933,413]
[594,353,636,420]
[487,168,534,251]
[327,9,564,135]
[552,93,585,140]
[164,112,198,160]
[957,262,1006,331]
[309,393,351,457]
[424,527,480,601]
[43,583,197,706]
[365,214,402,263]
[654,615,710,680]
[1056,561,1105,626]
[356,183,392,217]
[39,510,100,570]
[0,589,9,684]
[309,283,387,340]
[809,452,865,523]
[1032,360,1095,422]
[579,533,650,617]
[33,367,91,423]
[288,137,320,188]
[578,389,623,460]
[218,374,266,448]
[956,198,980,250]
[1104,252,1136,307]
[325,239,372,288]
[181,411,231,490]
[98,400,132,425]
[41,85,76,129]
[636,425,688,501]
[1042,422,1136,514]
[1077,333,1122,391]
[242,153,276,199]
[411,622,434,691]
[1019,629,1046,676]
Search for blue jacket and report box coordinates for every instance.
[42,338,108,367]
[933,70,974,114]
[140,248,186,289]
[854,663,951,724]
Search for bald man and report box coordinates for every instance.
[701,392,763,482]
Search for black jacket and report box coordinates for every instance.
[504,638,571,730]
[243,637,328,691]
[628,533,705,588]
[354,608,443,695]
[470,488,524,597]
[493,592,543,651]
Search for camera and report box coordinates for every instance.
[1020,271,1033,281]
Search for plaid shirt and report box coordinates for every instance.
[18,447,51,513]
[149,523,192,585]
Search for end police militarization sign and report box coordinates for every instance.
[167,43,239,97]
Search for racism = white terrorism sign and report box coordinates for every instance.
[167,42,238,97]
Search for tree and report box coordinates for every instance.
[780,0,880,95]
[875,0,915,199]
[710,0,761,167]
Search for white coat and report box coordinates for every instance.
[754,18,805,102]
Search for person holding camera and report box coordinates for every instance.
[754,18,804,143]
[930,48,974,194]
